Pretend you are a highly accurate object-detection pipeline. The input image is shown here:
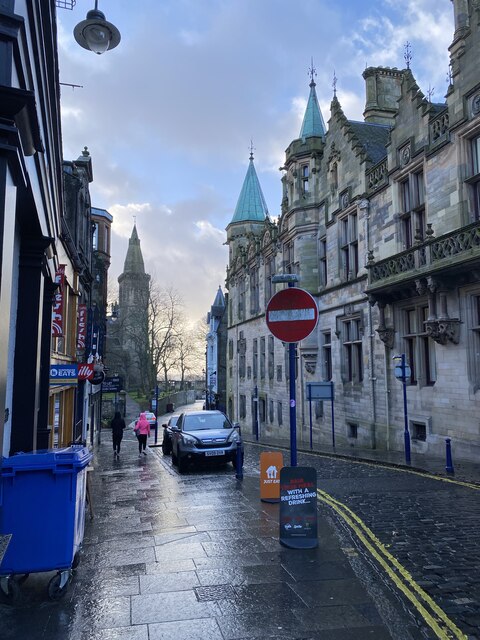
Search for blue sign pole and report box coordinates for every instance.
[308,385,313,450]
[401,354,411,465]
[288,281,297,467]
[331,381,335,449]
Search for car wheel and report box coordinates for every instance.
[178,456,188,474]
[162,440,171,455]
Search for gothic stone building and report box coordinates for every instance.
[225,0,480,462]
[107,225,150,393]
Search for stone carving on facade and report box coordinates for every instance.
[415,278,427,296]
[302,352,317,375]
[400,142,411,166]
[367,159,388,192]
[424,319,461,345]
[376,326,395,349]
[472,93,480,116]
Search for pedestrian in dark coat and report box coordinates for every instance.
[110,411,126,458]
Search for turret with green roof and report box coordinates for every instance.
[299,71,327,139]
[226,150,270,266]
[230,151,269,224]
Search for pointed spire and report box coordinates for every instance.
[123,224,146,274]
[299,60,327,139]
[230,152,269,223]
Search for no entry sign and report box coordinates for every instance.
[266,287,318,343]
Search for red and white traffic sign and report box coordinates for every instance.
[266,287,318,343]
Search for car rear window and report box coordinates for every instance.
[183,414,231,431]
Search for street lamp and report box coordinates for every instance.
[74,1,121,54]
[393,354,411,465]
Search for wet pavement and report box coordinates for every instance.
[1,399,478,639]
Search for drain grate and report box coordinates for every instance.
[194,584,235,601]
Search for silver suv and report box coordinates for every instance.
[170,410,243,473]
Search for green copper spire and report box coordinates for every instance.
[299,61,326,139]
[231,150,269,223]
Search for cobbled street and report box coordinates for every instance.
[1,404,479,640]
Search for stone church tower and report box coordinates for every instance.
[114,225,150,392]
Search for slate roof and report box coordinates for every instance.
[348,121,390,164]
[231,155,269,223]
[300,80,327,139]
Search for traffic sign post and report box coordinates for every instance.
[266,283,318,466]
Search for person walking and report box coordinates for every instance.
[134,412,151,456]
[110,411,126,458]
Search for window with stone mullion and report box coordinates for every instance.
[402,305,435,386]
[470,136,480,220]
[341,318,363,383]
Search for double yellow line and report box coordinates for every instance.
[317,489,468,640]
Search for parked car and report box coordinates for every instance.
[170,410,243,473]
[139,411,157,428]
[161,414,179,455]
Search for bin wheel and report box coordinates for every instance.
[48,571,71,601]
[72,551,81,569]
[0,576,20,603]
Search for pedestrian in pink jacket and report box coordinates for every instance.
[134,412,151,455]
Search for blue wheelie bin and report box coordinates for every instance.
[0,445,92,600]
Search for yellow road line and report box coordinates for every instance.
[317,489,467,640]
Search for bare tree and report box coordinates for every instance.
[175,319,207,389]
[147,283,184,392]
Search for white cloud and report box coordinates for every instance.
[57,0,454,321]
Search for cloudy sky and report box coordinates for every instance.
[57,0,453,323]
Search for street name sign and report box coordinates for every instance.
[266,288,318,343]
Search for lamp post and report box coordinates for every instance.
[74,1,121,54]
[393,354,411,465]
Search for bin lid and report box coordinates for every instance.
[1,445,93,475]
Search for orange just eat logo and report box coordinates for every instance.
[260,452,284,503]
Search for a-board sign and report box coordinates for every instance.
[279,466,318,549]
[260,451,284,503]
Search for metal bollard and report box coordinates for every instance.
[235,441,243,480]
[445,437,454,474]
